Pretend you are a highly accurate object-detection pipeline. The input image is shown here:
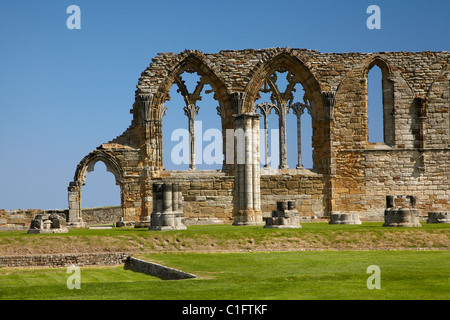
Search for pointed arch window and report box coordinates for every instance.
[366,59,395,146]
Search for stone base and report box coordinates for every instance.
[263,224,302,229]
[134,221,151,228]
[148,225,187,231]
[185,218,224,226]
[329,213,362,225]
[27,228,69,234]
[232,209,264,226]
[383,208,421,227]
[67,222,86,228]
[426,211,450,224]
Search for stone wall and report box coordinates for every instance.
[124,257,196,280]
[0,252,129,268]
[0,207,123,230]
[81,206,122,225]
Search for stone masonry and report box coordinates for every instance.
[67,48,449,226]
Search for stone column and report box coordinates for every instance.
[276,102,289,169]
[296,114,302,168]
[290,103,305,169]
[232,113,263,226]
[184,104,199,170]
[256,103,273,169]
[67,181,85,228]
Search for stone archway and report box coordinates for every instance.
[67,150,124,227]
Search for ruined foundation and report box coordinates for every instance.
[427,212,450,224]
[383,196,421,227]
[264,200,302,229]
[27,212,68,234]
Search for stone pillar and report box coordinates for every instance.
[149,182,186,231]
[255,103,273,169]
[184,104,199,170]
[277,102,289,169]
[232,113,263,226]
[296,113,302,168]
[67,181,86,228]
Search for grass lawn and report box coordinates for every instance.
[1,250,449,300]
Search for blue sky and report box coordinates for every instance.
[0,0,448,210]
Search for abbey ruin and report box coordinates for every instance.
[67,47,450,227]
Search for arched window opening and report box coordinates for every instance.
[81,161,121,209]
[300,111,313,169]
[368,65,384,143]
[255,82,278,169]
[254,67,315,170]
[163,84,189,170]
[162,69,222,171]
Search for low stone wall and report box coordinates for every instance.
[0,253,129,268]
[0,207,123,230]
[0,209,44,230]
[81,206,122,225]
[124,257,196,280]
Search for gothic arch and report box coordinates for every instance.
[365,56,393,79]
[243,50,324,115]
[74,150,124,186]
[244,50,327,172]
[153,51,232,119]
[363,56,395,146]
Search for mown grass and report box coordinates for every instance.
[0,250,448,300]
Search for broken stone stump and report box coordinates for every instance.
[27,212,68,234]
[427,212,450,224]
[383,196,421,227]
[264,201,302,229]
[149,182,187,231]
[329,213,362,225]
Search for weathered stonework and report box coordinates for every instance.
[427,211,450,224]
[27,212,68,234]
[67,48,449,225]
[264,201,302,229]
[148,182,187,231]
[383,196,421,227]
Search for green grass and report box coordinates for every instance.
[1,222,449,255]
[1,250,449,300]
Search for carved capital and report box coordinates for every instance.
[183,104,199,120]
[136,94,154,122]
[231,92,246,115]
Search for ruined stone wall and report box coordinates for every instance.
[69,48,449,224]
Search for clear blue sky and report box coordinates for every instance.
[0,0,448,210]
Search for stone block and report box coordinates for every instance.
[329,213,362,225]
[426,211,450,224]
